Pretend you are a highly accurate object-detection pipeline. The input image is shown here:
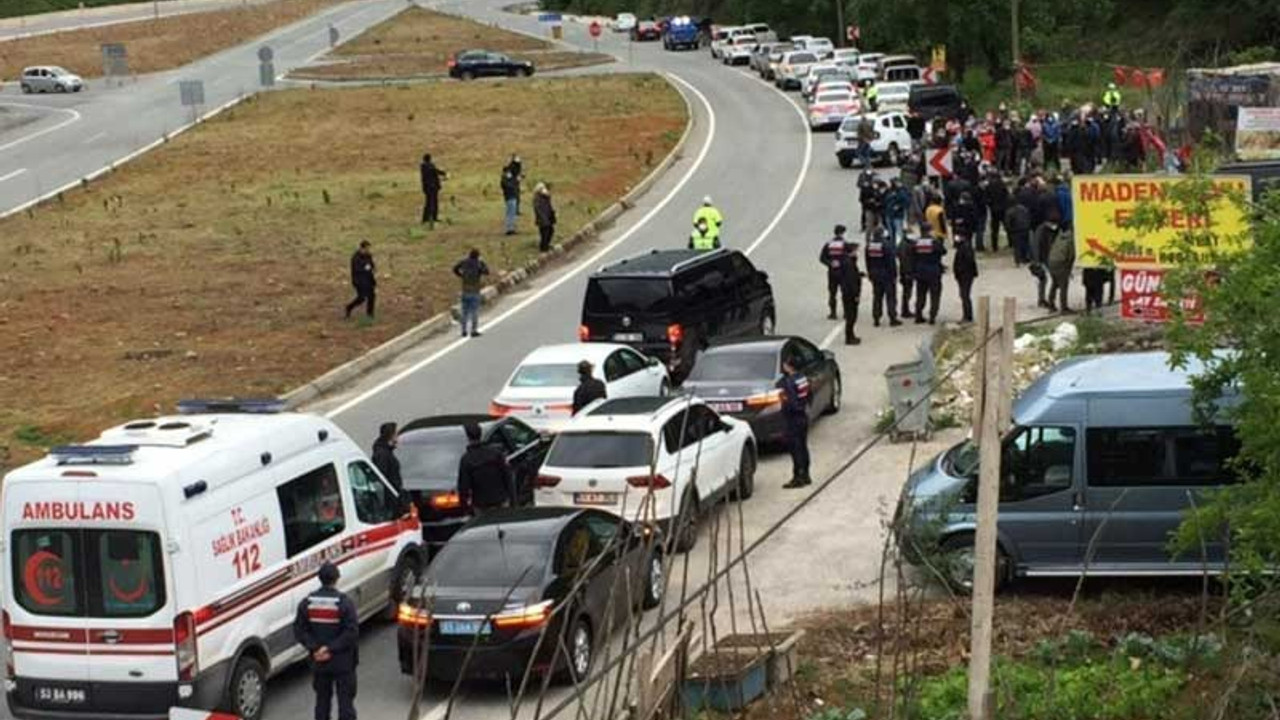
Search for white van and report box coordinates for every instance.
[1,401,426,720]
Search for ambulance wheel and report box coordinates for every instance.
[388,552,424,612]
[225,656,266,720]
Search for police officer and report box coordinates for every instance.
[779,357,812,489]
[819,224,856,321]
[857,168,877,231]
[692,196,724,246]
[914,195,948,324]
[572,360,607,414]
[865,215,902,328]
[294,562,359,720]
[826,225,863,345]
[1102,82,1122,111]
[689,217,719,250]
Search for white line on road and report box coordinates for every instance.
[0,168,27,184]
[0,104,81,153]
[82,131,107,144]
[324,71,720,420]
[819,323,844,350]
[743,75,812,258]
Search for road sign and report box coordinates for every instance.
[101,42,128,78]
[1119,268,1205,324]
[589,20,602,38]
[846,24,860,43]
[536,12,562,24]
[922,67,939,84]
[257,45,273,63]
[931,45,947,71]
[926,147,952,178]
[178,79,205,107]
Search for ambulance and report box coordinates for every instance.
[1,400,426,720]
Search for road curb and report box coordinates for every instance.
[285,73,696,409]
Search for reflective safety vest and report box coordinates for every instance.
[690,227,720,250]
[1102,89,1121,107]
[866,239,887,259]
[693,206,723,240]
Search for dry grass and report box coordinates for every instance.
[289,7,613,80]
[0,0,343,80]
[0,74,686,470]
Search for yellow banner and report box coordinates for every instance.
[1071,174,1253,268]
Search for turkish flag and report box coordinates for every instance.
[1113,66,1128,86]
[1016,64,1038,92]
[1130,68,1147,88]
[1147,68,1165,88]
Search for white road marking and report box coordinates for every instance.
[0,104,81,153]
[742,72,813,258]
[819,323,844,349]
[82,131,107,144]
[324,71,720,419]
[0,168,27,184]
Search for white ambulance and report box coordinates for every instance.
[1,401,426,720]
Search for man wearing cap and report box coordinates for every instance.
[572,360,607,414]
[691,197,724,247]
[294,562,359,720]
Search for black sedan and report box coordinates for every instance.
[397,415,548,548]
[448,49,535,80]
[682,336,842,444]
[397,508,664,684]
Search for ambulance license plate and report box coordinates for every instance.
[439,620,490,636]
[34,684,88,706]
[574,492,619,506]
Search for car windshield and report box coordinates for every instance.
[788,53,818,64]
[510,363,579,388]
[427,539,549,588]
[817,92,851,104]
[398,427,473,485]
[546,432,653,468]
[946,440,981,478]
[688,351,777,381]
[585,277,672,314]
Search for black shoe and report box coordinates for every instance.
[846,336,862,345]
[902,310,914,318]
[782,479,805,489]
[873,318,881,327]
[928,318,936,325]
[915,317,926,325]
[1047,304,1058,312]
[827,312,837,320]
[889,319,903,327]
[471,330,483,337]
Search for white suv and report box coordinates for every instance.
[835,111,913,168]
[534,397,757,552]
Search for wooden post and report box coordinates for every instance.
[998,297,1016,431]
[968,297,1014,720]
[970,296,991,441]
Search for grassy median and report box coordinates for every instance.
[0,74,686,469]
[290,7,613,81]
[0,0,343,80]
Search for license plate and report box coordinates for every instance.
[613,333,643,342]
[35,686,88,706]
[707,401,744,413]
[439,620,490,636]
[574,492,619,506]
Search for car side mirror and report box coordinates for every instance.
[823,349,835,361]
[648,357,661,367]
[720,421,733,434]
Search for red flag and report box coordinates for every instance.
[1113,66,1128,86]
[1016,64,1038,93]
[1147,68,1165,88]
[1130,68,1147,88]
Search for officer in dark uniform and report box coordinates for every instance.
[819,225,856,321]
[864,215,902,328]
[294,562,359,720]
[779,357,811,489]
[912,214,948,325]
[857,169,877,231]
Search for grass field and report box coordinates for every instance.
[0,0,343,79]
[0,74,686,471]
[290,7,613,81]
[2,0,150,19]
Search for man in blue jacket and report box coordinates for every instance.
[294,563,360,720]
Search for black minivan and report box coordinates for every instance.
[579,249,776,381]
[908,84,964,120]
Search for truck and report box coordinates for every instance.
[663,16,700,51]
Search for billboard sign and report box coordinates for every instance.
[1236,107,1280,160]
[1119,268,1205,324]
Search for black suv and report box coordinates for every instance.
[908,84,963,120]
[579,249,775,381]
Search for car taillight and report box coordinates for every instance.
[626,474,672,489]
[447,57,457,68]
[745,389,784,407]
[397,603,432,627]
[492,600,553,629]
[174,611,198,682]
[578,324,591,342]
[490,400,529,417]
[667,323,684,346]
[535,474,562,488]
[430,491,462,510]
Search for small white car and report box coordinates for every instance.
[831,48,861,70]
[775,50,819,89]
[723,34,758,66]
[875,81,916,111]
[613,12,637,32]
[19,65,83,93]
[491,343,670,432]
[805,37,835,59]
[534,396,757,552]
[808,88,862,131]
[802,63,852,99]
[835,111,912,167]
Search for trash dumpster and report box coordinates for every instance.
[551,24,563,40]
[884,343,936,442]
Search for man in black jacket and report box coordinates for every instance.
[294,562,359,720]
[420,153,446,227]
[457,423,516,514]
[344,241,375,320]
[371,422,402,494]
[572,360,607,414]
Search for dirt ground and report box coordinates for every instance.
[0,74,685,471]
[0,0,344,80]
[289,7,614,81]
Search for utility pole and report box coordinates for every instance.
[967,296,1016,720]
[835,0,847,48]
[1011,0,1021,101]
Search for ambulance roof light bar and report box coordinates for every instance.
[50,444,138,466]
[176,398,287,415]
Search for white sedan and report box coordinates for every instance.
[491,343,670,432]
[808,89,862,131]
[613,13,637,32]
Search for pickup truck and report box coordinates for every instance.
[663,17,700,50]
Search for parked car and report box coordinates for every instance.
[808,88,862,131]
[835,111,911,167]
[806,37,835,59]
[396,507,664,683]
[683,337,841,444]
[579,249,776,382]
[663,16,700,50]
[708,26,736,58]
[534,396,757,551]
[723,34,758,66]
[831,48,861,71]
[876,54,918,78]
[874,81,915,112]
[19,65,83,93]
[491,342,671,432]
[908,83,964,120]
[397,415,547,548]
[775,50,820,90]
[760,45,792,81]
[632,20,661,41]
[802,63,853,100]
[742,22,776,43]
[613,12,637,32]
[750,42,788,77]
[884,65,923,84]
[857,52,885,74]
[448,50,534,80]
[897,351,1241,592]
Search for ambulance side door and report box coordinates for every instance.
[278,463,354,632]
[342,458,405,616]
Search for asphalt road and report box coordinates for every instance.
[0,0,406,218]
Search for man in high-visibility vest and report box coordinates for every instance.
[689,217,720,250]
[865,83,879,112]
[691,196,723,247]
[1102,82,1121,110]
